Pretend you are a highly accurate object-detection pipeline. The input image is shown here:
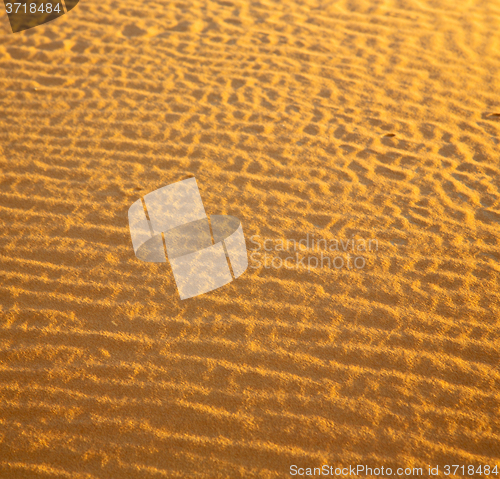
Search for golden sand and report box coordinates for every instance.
[1,0,500,477]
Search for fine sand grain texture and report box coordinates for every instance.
[1,0,500,477]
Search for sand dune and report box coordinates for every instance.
[1,0,500,477]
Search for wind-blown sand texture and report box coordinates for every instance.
[1,0,500,477]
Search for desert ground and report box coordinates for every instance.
[1,0,500,477]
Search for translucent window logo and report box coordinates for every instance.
[3,0,79,33]
[128,178,248,300]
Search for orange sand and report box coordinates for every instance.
[1,0,500,477]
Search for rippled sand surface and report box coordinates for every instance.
[1,0,500,477]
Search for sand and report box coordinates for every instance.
[1,0,500,477]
